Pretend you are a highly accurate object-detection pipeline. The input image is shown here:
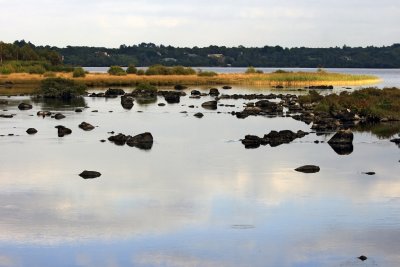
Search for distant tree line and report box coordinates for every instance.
[2,40,400,68]
[56,43,400,68]
[0,40,62,65]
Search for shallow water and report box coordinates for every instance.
[0,86,400,267]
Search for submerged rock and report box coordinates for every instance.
[79,122,95,131]
[105,88,125,97]
[18,103,32,110]
[328,130,354,155]
[363,172,376,175]
[201,101,218,110]
[79,170,101,179]
[358,255,368,261]
[222,85,232,89]
[241,130,309,148]
[55,125,72,137]
[295,165,320,173]
[194,112,204,118]
[126,132,153,150]
[54,113,66,120]
[26,128,38,135]
[121,95,134,109]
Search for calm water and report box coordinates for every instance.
[83,67,400,88]
[0,85,400,267]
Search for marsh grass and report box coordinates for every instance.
[0,71,379,88]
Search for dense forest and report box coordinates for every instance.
[1,40,400,68]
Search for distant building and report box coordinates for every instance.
[162,58,177,62]
[207,54,224,59]
[95,51,110,57]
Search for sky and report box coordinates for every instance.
[1,0,399,48]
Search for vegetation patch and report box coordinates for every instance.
[108,66,127,76]
[39,77,87,99]
[73,67,86,78]
[299,88,400,120]
[145,65,196,75]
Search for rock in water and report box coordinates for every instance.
[105,88,125,96]
[363,172,376,175]
[79,122,95,131]
[79,170,101,179]
[121,96,134,109]
[209,88,220,96]
[18,103,32,110]
[54,113,66,120]
[55,125,72,137]
[174,84,187,90]
[201,101,218,110]
[222,85,232,89]
[26,128,38,135]
[328,129,354,155]
[126,132,153,150]
[358,255,368,261]
[295,165,320,173]
[194,112,204,118]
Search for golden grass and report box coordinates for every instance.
[0,72,380,88]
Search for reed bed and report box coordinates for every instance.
[1,71,380,88]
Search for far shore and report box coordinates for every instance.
[0,71,380,88]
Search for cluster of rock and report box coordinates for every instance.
[242,130,309,149]
[108,132,154,150]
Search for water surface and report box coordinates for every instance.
[0,86,399,267]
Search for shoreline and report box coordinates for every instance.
[0,72,380,88]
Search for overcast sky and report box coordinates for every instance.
[1,0,399,48]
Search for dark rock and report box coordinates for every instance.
[306,85,334,89]
[174,84,187,90]
[92,110,98,113]
[163,91,181,104]
[108,133,130,146]
[79,170,101,179]
[241,135,262,149]
[390,138,400,144]
[255,100,283,113]
[363,172,376,175]
[54,113,66,120]
[201,101,218,110]
[222,85,232,89]
[26,128,38,135]
[18,103,32,110]
[126,132,153,150]
[75,108,83,112]
[158,103,166,106]
[295,165,320,173]
[55,125,72,137]
[328,130,354,155]
[105,88,125,96]
[79,122,95,131]
[0,114,13,118]
[194,112,204,118]
[209,88,220,96]
[121,95,134,109]
[37,111,52,117]
[100,139,106,143]
[358,255,368,261]
[191,90,201,96]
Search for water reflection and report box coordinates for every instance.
[0,87,400,266]
[31,96,87,110]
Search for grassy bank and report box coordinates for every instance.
[0,71,380,88]
[300,87,400,121]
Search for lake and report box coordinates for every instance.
[0,81,400,266]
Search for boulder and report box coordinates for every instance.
[163,91,181,104]
[26,128,38,135]
[108,133,130,146]
[79,122,95,131]
[79,170,101,179]
[18,103,32,110]
[194,112,204,118]
[209,88,220,96]
[54,113,66,120]
[328,130,354,155]
[126,132,153,150]
[201,101,218,110]
[295,165,320,173]
[121,96,134,109]
[105,88,125,96]
[75,108,83,113]
[191,90,201,96]
[55,125,72,137]
[37,111,52,117]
